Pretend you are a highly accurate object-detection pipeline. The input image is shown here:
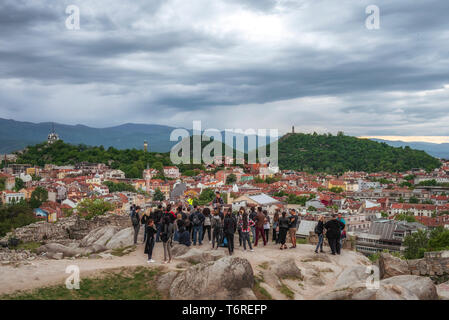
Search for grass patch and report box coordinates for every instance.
[253,276,272,300]
[110,245,135,257]
[296,238,308,245]
[1,266,163,300]
[15,241,42,253]
[279,282,295,300]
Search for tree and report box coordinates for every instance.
[14,178,24,192]
[153,188,165,201]
[226,174,237,184]
[198,188,216,205]
[29,187,48,208]
[76,198,114,220]
[307,206,317,211]
[403,229,429,259]
[0,177,5,191]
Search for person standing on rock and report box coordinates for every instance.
[141,208,151,244]
[153,204,164,242]
[236,207,245,247]
[190,205,205,246]
[223,208,237,255]
[314,215,325,254]
[324,214,345,255]
[144,218,157,263]
[212,191,224,213]
[263,210,271,243]
[211,208,223,250]
[239,209,254,252]
[337,213,346,249]
[254,207,267,247]
[202,207,212,244]
[131,206,141,245]
[161,214,174,264]
[288,209,298,249]
[272,210,280,244]
[278,211,290,250]
[249,206,257,244]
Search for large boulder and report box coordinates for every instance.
[381,275,438,300]
[437,281,449,300]
[36,242,106,258]
[79,226,119,247]
[168,256,255,300]
[105,227,134,250]
[171,244,191,257]
[269,258,303,280]
[378,253,410,279]
[333,266,373,290]
[176,248,225,264]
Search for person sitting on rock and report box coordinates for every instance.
[178,226,191,247]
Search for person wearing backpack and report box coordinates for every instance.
[223,208,236,255]
[211,208,223,249]
[190,205,205,246]
[314,215,325,253]
[201,207,212,243]
[131,206,141,245]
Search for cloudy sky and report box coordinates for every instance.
[1,0,449,139]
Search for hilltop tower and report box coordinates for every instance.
[292,126,295,134]
[47,123,60,144]
[144,140,148,152]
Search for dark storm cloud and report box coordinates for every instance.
[0,0,448,136]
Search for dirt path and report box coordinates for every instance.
[0,240,371,298]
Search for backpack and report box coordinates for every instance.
[193,213,200,226]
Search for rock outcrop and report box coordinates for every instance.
[105,227,134,250]
[36,242,106,258]
[176,248,226,264]
[0,214,130,244]
[166,256,255,300]
[378,253,410,279]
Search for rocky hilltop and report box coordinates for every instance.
[1,217,448,300]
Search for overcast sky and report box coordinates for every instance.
[1,0,448,138]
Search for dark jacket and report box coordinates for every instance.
[144,225,157,254]
[189,211,205,226]
[141,214,150,225]
[255,212,266,228]
[213,197,224,208]
[279,217,290,229]
[315,220,324,235]
[178,230,191,247]
[288,214,298,229]
[223,215,237,234]
[131,211,140,226]
[324,219,345,239]
[152,209,163,224]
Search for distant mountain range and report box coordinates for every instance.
[370,139,449,160]
[0,118,274,154]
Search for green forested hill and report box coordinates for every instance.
[12,137,234,179]
[277,133,441,173]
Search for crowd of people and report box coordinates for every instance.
[129,192,347,264]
